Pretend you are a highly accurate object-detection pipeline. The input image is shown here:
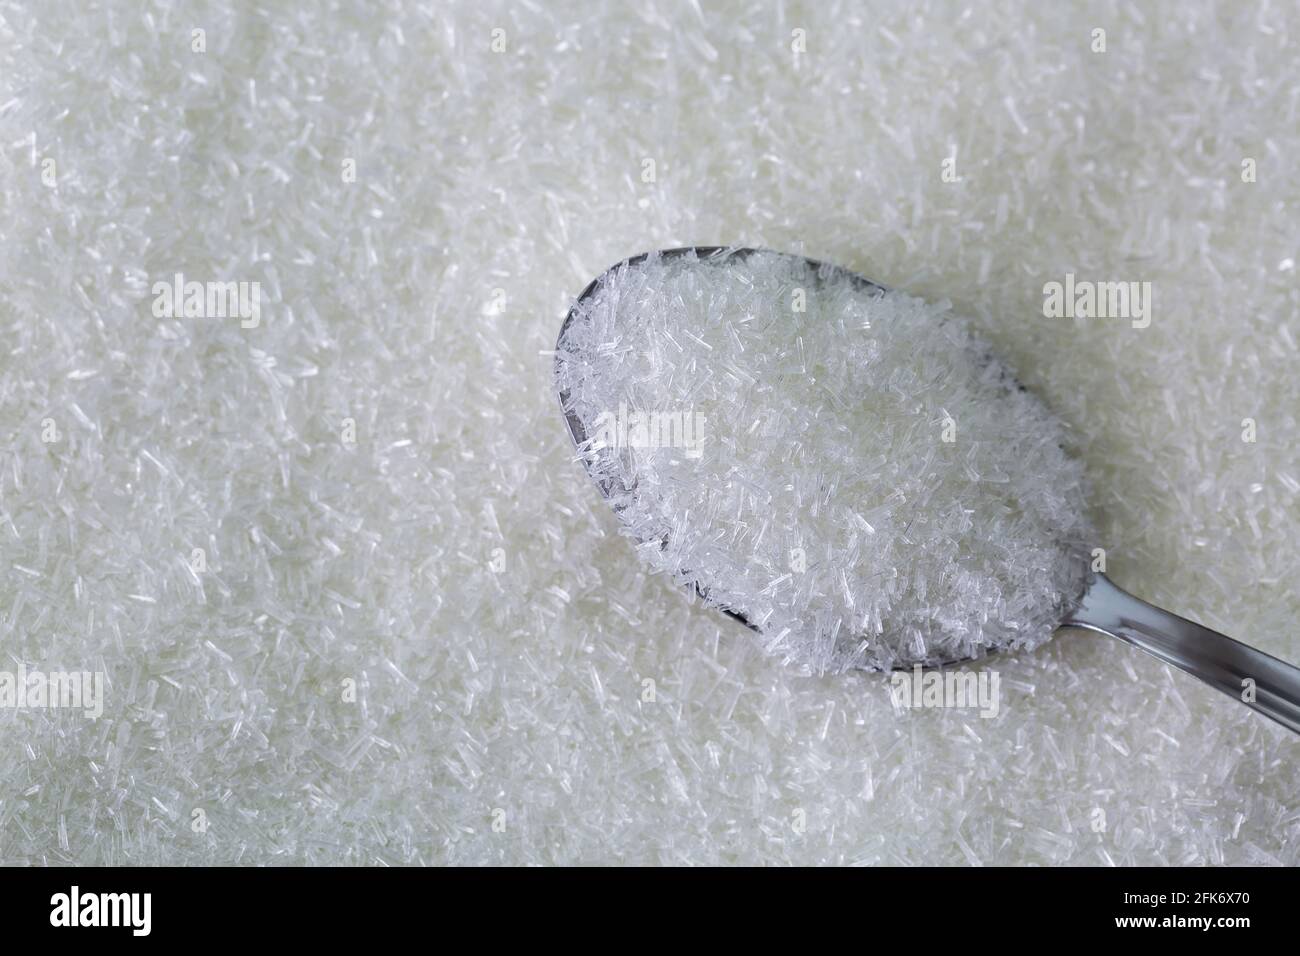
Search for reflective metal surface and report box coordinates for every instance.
[1065,573,1300,734]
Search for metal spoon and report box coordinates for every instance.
[555,247,1300,734]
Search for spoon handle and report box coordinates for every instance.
[1063,572,1300,734]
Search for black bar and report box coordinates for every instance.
[0,865,1281,941]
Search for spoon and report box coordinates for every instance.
[554,247,1300,734]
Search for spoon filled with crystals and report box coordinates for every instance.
[553,247,1300,733]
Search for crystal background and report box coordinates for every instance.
[1,0,1296,864]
